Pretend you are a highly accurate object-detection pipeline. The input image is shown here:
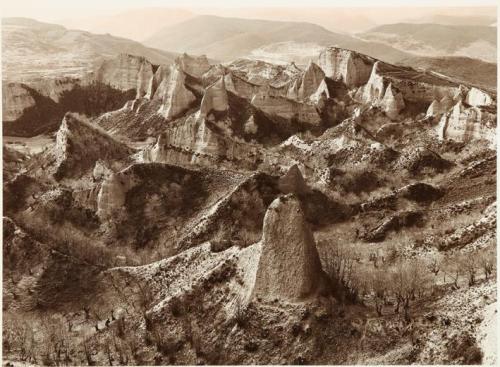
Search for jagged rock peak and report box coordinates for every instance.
[175,53,211,78]
[297,61,325,101]
[145,64,170,100]
[157,65,196,120]
[318,47,375,88]
[252,194,326,302]
[199,76,229,118]
[279,164,309,195]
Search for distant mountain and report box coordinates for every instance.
[408,14,496,27]
[2,17,178,82]
[144,15,413,64]
[359,23,497,63]
[57,8,194,42]
[398,56,497,92]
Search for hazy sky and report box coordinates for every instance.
[1,0,497,22]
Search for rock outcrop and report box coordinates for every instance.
[436,101,496,145]
[29,77,80,103]
[318,47,375,88]
[199,76,229,118]
[2,83,36,121]
[157,66,197,120]
[97,171,136,220]
[53,113,133,179]
[94,54,154,94]
[278,164,309,195]
[380,83,405,119]
[147,115,262,169]
[360,60,464,108]
[465,87,494,107]
[286,61,325,101]
[252,194,326,301]
[175,53,211,78]
[426,96,455,118]
[136,61,155,98]
[224,72,262,100]
[251,92,321,125]
[145,65,170,100]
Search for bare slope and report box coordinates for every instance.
[2,17,178,81]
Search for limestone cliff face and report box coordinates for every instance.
[251,92,321,125]
[200,76,229,118]
[157,66,196,120]
[175,53,211,78]
[94,54,154,94]
[2,83,36,122]
[318,47,374,88]
[252,194,326,301]
[53,113,133,179]
[436,101,496,146]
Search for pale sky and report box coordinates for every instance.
[1,0,498,22]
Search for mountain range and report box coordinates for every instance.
[359,23,496,63]
[143,15,413,63]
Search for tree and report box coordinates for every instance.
[322,243,361,303]
[458,254,478,287]
[444,255,462,289]
[368,269,389,316]
[478,249,495,280]
[390,259,430,322]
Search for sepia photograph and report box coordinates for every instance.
[1,0,498,365]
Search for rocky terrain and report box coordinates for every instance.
[2,15,498,367]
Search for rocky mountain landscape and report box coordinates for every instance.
[2,7,498,366]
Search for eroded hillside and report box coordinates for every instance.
[2,44,497,365]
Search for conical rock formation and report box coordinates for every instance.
[297,61,326,101]
[381,83,405,119]
[252,194,326,302]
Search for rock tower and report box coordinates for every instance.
[252,194,326,301]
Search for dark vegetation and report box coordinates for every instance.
[3,82,135,137]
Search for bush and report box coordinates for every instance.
[447,332,483,364]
